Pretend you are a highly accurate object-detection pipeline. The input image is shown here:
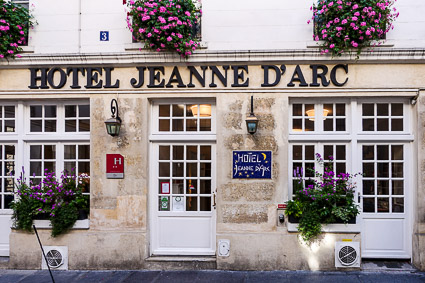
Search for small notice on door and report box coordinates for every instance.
[172,196,184,211]
[232,151,272,179]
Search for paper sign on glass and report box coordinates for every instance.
[172,196,184,211]
[161,182,170,194]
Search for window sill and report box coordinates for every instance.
[21,46,35,53]
[125,41,208,51]
[33,219,90,230]
[306,40,395,49]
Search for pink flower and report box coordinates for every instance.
[361,22,366,26]
[167,36,172,41]
[185,11,190,17]
[353,4,358,9]
[159,6,166,13]
[341,19,348,24]
[352,16,358,21]
[330,44,335,49]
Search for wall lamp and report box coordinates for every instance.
[245,96,259,134]
[104,99,122,136]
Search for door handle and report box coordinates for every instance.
[213,190,217,209]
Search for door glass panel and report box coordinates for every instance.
[363,198,375,213]
[157,144,213,212]
[377,198,389,213]
[392,198,404,213]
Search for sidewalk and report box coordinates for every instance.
[1,269,425,283]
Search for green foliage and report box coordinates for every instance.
[285,153,360,243]
[0,0,35,59]
[310,0,399,57]
[11,170,90,237]
[127,0,201,58]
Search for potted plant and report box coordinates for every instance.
[11,169,90,237]
[126,0,201,58]
[285,154,360,243]
[309,0,399,57]
[0,0,35,59]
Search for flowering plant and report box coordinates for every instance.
[285,154,360,242]
[0,0,34,59]
[309,0,399,57]
[11,169,90,237]
[127,0,201,58]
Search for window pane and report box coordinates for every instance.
[159,119,170,131]
[159,163,170,177]
[363,180,374,195]
[391,103,403,116]
[186,119,197,131]
[186,196,197,211]
[30,145,42,159]
[377,163,389,178]
[324,118,333,131]
[363,198,375,213]
[336,104,345,116]
[44,145,56,159]
[30,106,42,117]
[78,145,90,159]
[293,145,302,160]
[186,179,197,194]
[4,106,15,118]
[392,198,404,213]
[30,120,42,132]
[200,162,211,177]
[172,180,184,194]
[324,104,333,116]
[173,146,184,160]
[79,120,90,132]
[186,146,197,160]
[362,104,374,116]
[392,180,404,195]
[186,163,197,177]
[377,180,389,195]
[172,105,184,117]
[305,119,314,131]
[363,163,375,177]
[172,162,184,177]
[159,146,170,160]
[391,146,403,160]
[44,120,56,132]
[324,145,333,160]
[377,198,389,213]
[200,197,211,211]
[391,119,403,131]
[392,163,403,178]
[336,146,345,160]
[45,106,57,118]
[78,162,90,175]
[200,119,211,131]
[363,146,374,160]
[172,119,184,131]
[79,105,90,117]
[44,162,55,173]
[186,105,195,117]
[362,119,374,131]
[305,146,315,160]
[64,145,76,159]
[200,180,211,194]
[293,104,302,116]
[377,145,389,160]
[377,104,388,116]
[377,118,389,131]
[5,145,15,159]
[4,120,15,132]
[159,105,170,117]
[292,119,302,131]
[64,162,76,174]
[200,146,211,160]
[336,119,345,131]
[65,120,77,132]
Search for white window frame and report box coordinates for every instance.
[288,97,414,233]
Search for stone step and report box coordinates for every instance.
[0,257,9,269]
[145,256,217,270]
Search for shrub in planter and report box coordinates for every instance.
[0,0,34,59]
[285,154,360,243]
[11,169,90,237]
[309,0,399,57]
[127,0,201,58]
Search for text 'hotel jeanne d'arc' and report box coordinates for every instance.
[28,64,349,89]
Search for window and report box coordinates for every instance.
[289,98,411,220]
[0,101,90,212]
[155,103,214,133]
[291,102,347,133]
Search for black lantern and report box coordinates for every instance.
[105,99,122,136]
[245,96,259,134]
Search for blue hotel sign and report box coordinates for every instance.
[233,151,272,179]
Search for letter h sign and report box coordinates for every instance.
[106,154,124,179]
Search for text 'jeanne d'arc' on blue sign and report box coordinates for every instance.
[232,151,272,179]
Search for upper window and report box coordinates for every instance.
[361,103,404,132]
[0,106,16,133]
[154,103,214,134]
[28,103,90,133]
[291,102,347,133]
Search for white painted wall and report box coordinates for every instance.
[27,0,425,54]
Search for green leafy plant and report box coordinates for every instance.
[309,0,399,57]
[127,0,201,58]
[11,168,90,237]
[285,153,360,243]
[0,0,35,59]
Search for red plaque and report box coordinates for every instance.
[277,204,287,209]
[106,154,124,179]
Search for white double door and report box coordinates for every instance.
[360,143,411,259]
[150,142,216,255]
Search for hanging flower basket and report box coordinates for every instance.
[309,0,399,57]
[127,0,201,58]
[0,0,34,59]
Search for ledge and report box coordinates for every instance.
[33,219,90,230]
[1,48,425,67]
[287,222,360,233]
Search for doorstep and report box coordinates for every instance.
[0,257,9,269]
[361,259,417,272]
[145,256,217,270]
